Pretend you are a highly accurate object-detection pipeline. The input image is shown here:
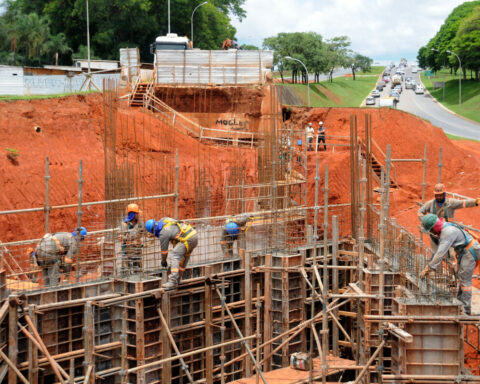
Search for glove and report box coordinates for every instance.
[421,265,432,279]
[161,260,168,268]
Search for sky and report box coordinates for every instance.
[231,0,467,64]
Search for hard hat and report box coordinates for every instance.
[308,122,312,127]
[73,227,87,240]
[226,221,239,235]
[421,214,438,233]
[433,183,446,195]
[127,203,140,213]
[26,247,35,256]
[145,219,156,234]
[319,121,323,125]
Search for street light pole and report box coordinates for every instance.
[191,1,208,48]
[447,50,462,105]
[284,56,310,106]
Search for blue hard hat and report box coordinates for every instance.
[226,221,239,235]
[297,139,302,146]
[72,226,87,240]
[145,219,156,234]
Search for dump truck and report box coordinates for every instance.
[391,74,402,86]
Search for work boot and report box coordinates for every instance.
[162,274,179,290]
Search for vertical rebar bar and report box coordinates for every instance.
[256,283,261,384]
[220,277,226,384]
[76,160,84,283]
[438,147,443,183]
[44,157,50,233]
[175,149,179,219]
[309,159,319,384]
[332,215,339,356]
[321,165,329,384]
[421,144,427,247]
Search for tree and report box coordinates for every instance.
[324,36,351,82]
[454,5,480,80]
[349,53,373,80]
[45,32,71,65]
[240,44,259,50]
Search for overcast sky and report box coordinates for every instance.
[231,0,467,64]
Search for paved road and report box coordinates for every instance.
[376,67,479,140]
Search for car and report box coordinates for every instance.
[405,81,414,89]
[390,90,400,101]
[366,96,375,105]
[406,76,413,82]
[382,77,389,83]
[415,86,424,94]
[394,84,402,93]
[378,80,386,87]
[371,89,380,97]
[376,84,384,91]
[412,67,418,73]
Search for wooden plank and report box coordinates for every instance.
[161,271,171,384]
[28,304,38,383]
[263,254,272,372]
[135,282,146,383]
[8,298,17,384]
[205,266,213,383]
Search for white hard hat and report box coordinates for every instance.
[308,122,312,126]
[319,121,323,124]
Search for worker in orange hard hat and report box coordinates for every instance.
[120,203,144,275]
[418,183,479,252]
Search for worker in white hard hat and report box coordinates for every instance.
[317,121,326,151]
[306,123,314,151]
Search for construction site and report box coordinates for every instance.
[1,49,480,384]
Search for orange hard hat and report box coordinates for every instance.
[127,203,140,213]
[433,183,446,195]
[26,247,34,256]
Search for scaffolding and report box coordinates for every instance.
[0,82,479,384]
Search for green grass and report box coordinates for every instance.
[272,70,292,79]
[446,133,480,142]
[421,69,480,123]
[284,74,379,107]
[0,90,99,101]
[358,66,385,75]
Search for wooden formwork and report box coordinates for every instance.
[391,298,464,377]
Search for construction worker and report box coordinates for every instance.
[418,183,479,222]
[145,217,198,290]
[222,38,240,50]
[420,214,479,315]
[317,121,326,151]
[33,227,87,287]
[220,214,253,257]
[418,183,479,252]
[306,123,314,151]
[120,203,144,275]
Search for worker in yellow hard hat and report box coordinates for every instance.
[120,203,144,275]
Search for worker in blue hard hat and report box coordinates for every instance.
[33,226,87,287]
[220,214,254,258]
[119,203,144,275]
[145,217,198,290]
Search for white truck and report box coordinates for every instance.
[379,97,396,108]
[391,74,402,86]
[150,33,190,54]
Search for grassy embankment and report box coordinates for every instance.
[0,90,99,101]
[421,69,480,123]
[285,66,384,107]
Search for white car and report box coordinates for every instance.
[415,86,424,94]
[371,90,380,97]
[366,96,375,105]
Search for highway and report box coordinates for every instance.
[375,66,479,140]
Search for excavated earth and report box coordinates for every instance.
[1,91,480,372]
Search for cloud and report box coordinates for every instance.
[231,0,465,61]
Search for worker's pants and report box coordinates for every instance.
[41,261,60,287]
[457,250,477,315]
[317,135,326,151]
[169,235,198,285]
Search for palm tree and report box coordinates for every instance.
[45,33,71,65]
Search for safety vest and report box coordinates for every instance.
[163,218,197,252]
[444,223,478,262]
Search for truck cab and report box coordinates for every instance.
[151,33,191,54]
